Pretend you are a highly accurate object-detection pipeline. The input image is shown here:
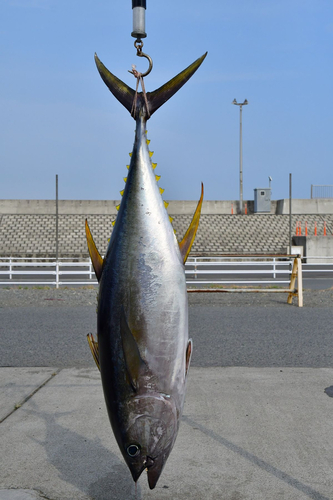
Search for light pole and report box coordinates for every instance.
[232,98,248,214]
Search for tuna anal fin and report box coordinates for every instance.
[185,339,193,376]
[85,219,103,281]
[87,333,100,371]
[121,308,146,391]
[179,183,204,263]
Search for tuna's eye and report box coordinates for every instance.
[127,444,140,457]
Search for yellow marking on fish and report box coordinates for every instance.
[112,220,116,226]
[152,163,157,170]
[87,333,100,371]
[159,187,165,194]
[120,190,124,196]
[129,153,132,157]
[123,177,127,183]
[149,151,154,158]
[146,139,150,145]
[178,183,204,263]
[155,175,161,181]
[169,216,174,223]
[126,165,130,170]
[116,205,120,211]
[164,201,169,208]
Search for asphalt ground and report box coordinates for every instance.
[1,286,333,499]
[0,287,332,368]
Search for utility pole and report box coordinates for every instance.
[232,99,248,214]
[56,174,59,262]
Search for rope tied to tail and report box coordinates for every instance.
[129,65,150,119]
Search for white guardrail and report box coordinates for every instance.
[0,255,316,288]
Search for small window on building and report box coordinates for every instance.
[261,191,265,196]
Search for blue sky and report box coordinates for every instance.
[1,0,332,201]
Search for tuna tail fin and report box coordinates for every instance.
[179,183,204,263]
[95,52,207,119]
[85,219,104,281]
[148,52,207,116]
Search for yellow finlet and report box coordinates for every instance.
[169,216,174,223]
[87,333,100,371]
[155,175,161,181]
[126,165,130,170]
[123,177,127,182]
[159,187,165,195]
[112,220,116,226]
[146,139,150,145]
[129,152,132,157]
[149,151,154,158]
[164,200,169,208]
[85,219,104,282]
[152,163,157,170]
[120,190,124,196]
[116,204,120,211]
[178,183,204,264]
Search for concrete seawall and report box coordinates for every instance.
[1,198,333,215]
[1,199,332,258]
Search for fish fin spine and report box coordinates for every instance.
[185,339,193,376]
[85,219,104,281]
[179,183,204,263]
[87,333,100,371]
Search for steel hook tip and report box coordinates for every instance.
[137,51,153,77]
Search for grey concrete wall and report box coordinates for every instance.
[1,198,332,216]
[277,199,333,214]
[293,235,333,263]
[0,199,277,215]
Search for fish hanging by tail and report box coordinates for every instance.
[86,51,206,489]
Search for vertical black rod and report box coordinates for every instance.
[289,173,292,253]
[56,174,59,261]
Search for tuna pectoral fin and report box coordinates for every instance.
[85,219,103,281]
[87,333,100,371]
[179,183,204,263]
[185,339,193,376]
[121,309,146,391]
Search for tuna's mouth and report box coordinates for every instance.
[144,456,155,469]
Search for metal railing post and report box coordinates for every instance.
[56,261,59,289]
[9,257,12,280]
[273,258,276,279]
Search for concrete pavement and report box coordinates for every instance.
[1,367,333,499]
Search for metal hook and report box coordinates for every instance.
[132,39,153,78]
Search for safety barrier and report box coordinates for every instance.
[0,255,304,306]
[186,255,303,307]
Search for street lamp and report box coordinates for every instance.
[232,98,248,214]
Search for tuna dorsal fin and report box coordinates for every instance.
[95,52,207,119]
[148,52,207,116]
[87,333,100,371]
[185,339,193,376]
[85,219,104,281]
[120,308,146,391]
[179,183,204,263]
